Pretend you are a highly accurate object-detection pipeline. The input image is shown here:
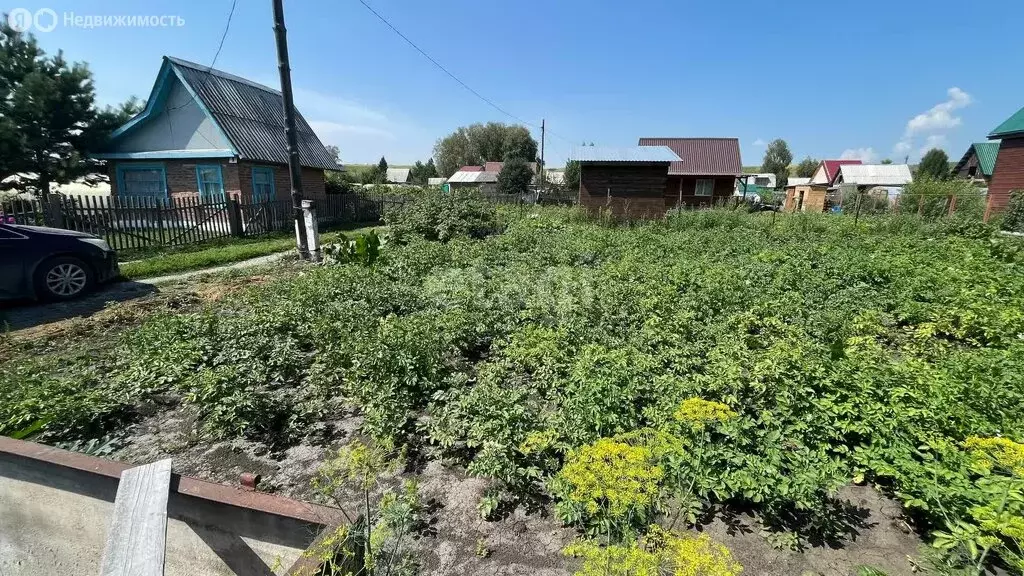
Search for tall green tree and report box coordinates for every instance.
[424,158,438,179]
[760,139,793,189]
[433,122,538,176]
[795,156,818,178]
[376,156,388,183]
[563,160,581,192]
[880,158,893,165]
[0,21,116,198]
[496,158,533,196]
[917,148,950,180]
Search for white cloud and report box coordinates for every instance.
[894,87,971,161]
[753,138,766,146]
[840,147,879,163]
[919,134,947,156]
[904,87,971,135]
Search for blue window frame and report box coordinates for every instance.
[116,163,167,199]
[251,166,276,202]
[195,164,225,200]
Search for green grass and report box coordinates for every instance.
[119,223,382,280]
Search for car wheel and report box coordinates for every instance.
[36,256,94,300]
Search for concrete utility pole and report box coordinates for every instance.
[539,119,545,188]
[273,0,309,259]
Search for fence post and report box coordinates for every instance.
[45,195,63,228]
[301,199,321,261]
[226,198,244,237]
[947,194,957,217]
[854,192,863,224]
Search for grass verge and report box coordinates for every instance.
[119,223,381,280]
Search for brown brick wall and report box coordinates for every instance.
[108,159,327,204]
[579,163,669,218]
[988,137,1024,212]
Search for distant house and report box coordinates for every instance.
[809,159,862,186]
[740,173,777,189]
[785,160,862,213]
[386,168,410,185]
[636,138,742,208]
[544,169,565,185]
[447,167,499,193]
[92,56,339,203]
[573,146,682,217]
[785,177,811,188]
[987,106,1024,214]
[953,142,1000,184]
[834,164,913,188]
[427,177,446,186]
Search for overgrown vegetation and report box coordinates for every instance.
[3,206,1024,573]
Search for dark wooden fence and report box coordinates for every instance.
[0,189,576,252]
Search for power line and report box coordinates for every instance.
[355,0,586,148]
[167,0,238,113]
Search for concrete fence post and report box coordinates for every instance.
[301,199,321,262]
[226,198,244,237]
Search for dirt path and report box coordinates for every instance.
[0,252,290,335]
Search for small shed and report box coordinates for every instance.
[447,169,499,193]
[784,184,829,213]
[573,146,680,218]
[427,177,446,186]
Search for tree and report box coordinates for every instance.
[424,158,438,179]
[918,148,950,180]
[409,160,426,185]
[881,158,893,165]
[563,160,581,192]
[795,156,818,178]
[0,22,114,199]
[376,156,388,183]
[760,139,793,189]
[496,158,533,196]
[325,144,341,166]
[433,122,538,177]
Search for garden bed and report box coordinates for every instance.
[3,204,1023,575]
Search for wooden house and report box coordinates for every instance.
[987,106,1024,215]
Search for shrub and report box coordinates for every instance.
[386,187,500,242]
[1003,190,1024,233]
[563,529,743,576]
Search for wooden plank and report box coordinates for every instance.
[99,458,172,576]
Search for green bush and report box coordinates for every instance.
[1003,190,1024,233]
[385,187,500,242]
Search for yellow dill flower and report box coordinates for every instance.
[673,398,737,430]
[964,436,1024,477]
[557,438,664,517]
[519,429,559,455]
[563,530,742,576]
[663,531,743,576]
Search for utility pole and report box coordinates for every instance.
[539,119,546,189]
[273,0,309,259]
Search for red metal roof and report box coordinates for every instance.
[822,160,862,184]
[457,165,484,172]
[637,138,742,176]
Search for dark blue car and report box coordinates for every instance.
[0,223,120,301]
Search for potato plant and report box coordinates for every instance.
[4,206,1023,572]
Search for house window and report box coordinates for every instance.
[251,166,276,202]
[195,164,225,200]
[754,177,770,186]
[695,179,714,197]
[118,164,167,199]
[968,166,977,178]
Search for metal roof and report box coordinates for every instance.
[835,164,913,186]
[427,177,447,185]
[953,142,1000,177]
[785,177,811,187]
[166,57,338,171]
[447,170,499,183]
[571,146,680,163]
[386,168,410,183]
[989,105,1024,138]
[821,160,862,184]
[637,138,741,176]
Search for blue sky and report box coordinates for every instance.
[12,0,1024,167]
